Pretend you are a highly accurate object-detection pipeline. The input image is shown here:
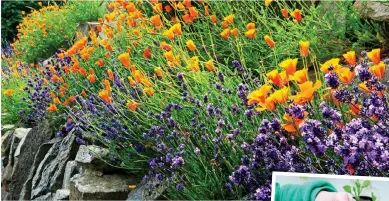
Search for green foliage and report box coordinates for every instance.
[11,0,103,63]
[343,180,374,201]
[1,76,29,124]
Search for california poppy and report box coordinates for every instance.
[264,35,275,48]
[320,58,340,73]
[99,89,111,103]
[127,99,140,111]
[128,76,136,86]
[299,41,309,57]
[231,28,239,36]
[150,15,162,26]
[247,84,272,105]
[87,74,96,83]
[289,68,308,84]
[143,47,152,58]
[343,51,356,65]
[265,0,272,7]
[245,29,255,39]
[154,67,163,77]
[281,8,289,18]
[266,70,288,87]
[246,23,255,30]
[291,9,302,22]
[69,96,76,102]
[186,40,196,51]
[47,104,57,112]
[220,28,230,39]
[96,59,105,67]
[279,58,298,75]
[337,68,355,84]
[163,30,175,40]
[269,87,289,104]
[205,60,215,71]
[4,89,12,97]
[210,15,217,23]
[223,14,234,24]
[369,62,386,79]
[290,81,321,105]
[187,56,200,72]
[144,87,154,96]
[367,48,381,65]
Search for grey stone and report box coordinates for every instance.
[354,0,389,22]
[62,161,78,189]
[1,130,13,167]
[33,192,53,201]
[69,173,138,200]
[53,189,69,201]
[19,138,62,200]
[74,22,100,42]
[30,133,78,199]
[75,145,109,164]
[6,120,54,200]
[14,128,32,157]
[1,124,15,134]
[126,179,167,201]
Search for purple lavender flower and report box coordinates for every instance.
[229,165,251,185]
[325,72,340,89]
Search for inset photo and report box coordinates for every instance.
[272,172,389,201]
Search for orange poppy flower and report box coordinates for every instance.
[245,29,255,39]
[164,51,174,62]
[53,97,60,104]
[160,41,172,51]
[205,60,215,71]
[349,103,360,115]
[186,40,196,51]
[289,68,308,84]
[87,74,96,83]
[187,56,200,72]
[246,23,255,30]
[51,74,59,82]
[154,67,163,77]
[4,89,12,97]
[291,81,321,105]
[144,87,154,96]
[281,8,289,18]
[299,41,309,57]
[58,53,64,60]
[103,79,111,92]
[320,58,340,73]
[231,28,239,36]
[150,15,162,26]
[220,28,230,39]
[221,20,229,28]
[63,100,69,106]
[204,4,209,16]
[77,67,86,76]
[367,48,380,65]
[107,69,114,80]
[95,59,104,67]
[369,62,386,79]
[127,99,140,111]
[337,68,355,84]
[210,15,217,23]
[143,47,152,58]
[266,70,288,87]
[171,23,182,35]
[141,78,152,87]
[128,76,136,86]
[81,90,87,97]
[279,58,298,76]
[69,96,76,102]
[343,51,356,65]
[163,30,175,40]
[47,104,57,112]
[49,65,56,73]
[291,9,302,22]
[247,84,272,105]
[182,13,192,24]
[189,7,199,19]
[223,14,234,24]
[135,70,143,83]
[264,35,275,48]
[269,87,289,104]
[99,89,111,103]
[282,113,305,133]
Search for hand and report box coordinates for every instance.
[315,191,356,201]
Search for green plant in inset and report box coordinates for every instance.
[343,180,377,201]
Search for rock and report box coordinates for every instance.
[14,128,32,157]
[30,133,78,199]
[1,130,13,166]
[126,178,167,200]
[19,138,62,200]
[75,145,123,174]
[354,0,389,22]
[69,173,138,200]
[53,189,69,201]
[62,161,78,189]
[1,124,15,134]
[74,22,100,42]
[33,192,53,201]
[6,121,54,200]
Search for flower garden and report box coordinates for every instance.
[1,0,389,200]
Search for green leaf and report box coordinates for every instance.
[362,180,371,188]
[371,192,377,201]
[343,185,352,193]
